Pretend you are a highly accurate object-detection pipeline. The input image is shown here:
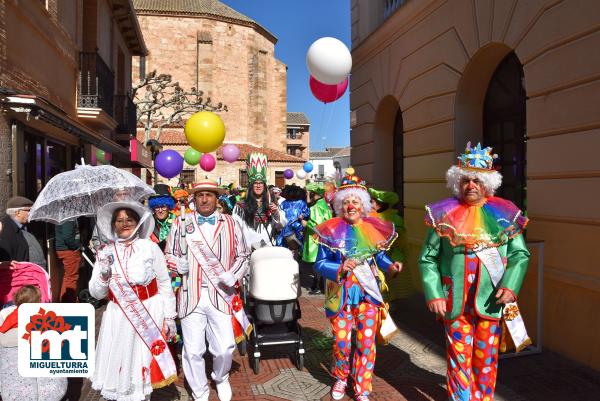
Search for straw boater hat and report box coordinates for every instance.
[188,179,226,196]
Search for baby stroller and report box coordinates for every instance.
[0,262,52,306]
[0,262,68,401]
[243,246,304,374]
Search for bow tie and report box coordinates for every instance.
[197,216,216,225]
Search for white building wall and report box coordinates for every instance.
[308,158,336,181]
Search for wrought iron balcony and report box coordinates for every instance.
[114,94,137,136]
[384,0,407,20]
[78,52,115,117]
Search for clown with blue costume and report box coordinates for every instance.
[313,172,402,401]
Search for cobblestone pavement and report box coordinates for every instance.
[72,269,600,401]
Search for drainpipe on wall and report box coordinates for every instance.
[10,121,17,197]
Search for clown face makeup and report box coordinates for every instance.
[342,195,363,225]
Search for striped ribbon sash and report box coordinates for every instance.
[186,229,252,338]
[108,246,177,388]
[475,245,531,352]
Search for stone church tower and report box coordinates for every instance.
[132,0,303,186]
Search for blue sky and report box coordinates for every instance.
[220,0,351,150]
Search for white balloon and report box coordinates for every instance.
[296,169,307,179]
[306,37,352,85]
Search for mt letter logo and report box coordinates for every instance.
[18,303,95,377]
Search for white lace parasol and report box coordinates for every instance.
[28,164,155,224]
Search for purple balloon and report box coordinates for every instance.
[222,144,240,163]
[284,169,294,179]
[155,150,183,179]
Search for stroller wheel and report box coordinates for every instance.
[295,352,304,371]
[238,338,247,356]
[251,355,260,374]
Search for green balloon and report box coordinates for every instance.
[184,148,201,165]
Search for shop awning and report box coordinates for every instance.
[0,92,130,156]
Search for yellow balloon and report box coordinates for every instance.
[184,111,226,153]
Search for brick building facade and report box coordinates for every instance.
[0,0,146,298]
[132,0,305,186]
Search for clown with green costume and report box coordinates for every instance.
[302,181,335,294]
[419,142,531,401]
[367,186,411,302]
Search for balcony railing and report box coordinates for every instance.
[384,0,407,20]
[78,52,115,117]
[286,131,302,139]
[114,94,137,136]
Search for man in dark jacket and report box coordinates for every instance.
[55,220,81,302]
[0,196,33,263]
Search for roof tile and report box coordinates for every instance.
[137,130,305,163]
[133,0,275,40]
[286,112,310,125]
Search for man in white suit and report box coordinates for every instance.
[165,179,250,401]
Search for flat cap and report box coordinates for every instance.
[7,196,33,209]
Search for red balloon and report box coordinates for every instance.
[309,76,348,103]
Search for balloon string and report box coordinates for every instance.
[322,99,338,148]
[316,103,326,150]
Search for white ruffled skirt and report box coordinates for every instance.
[91,294,167,401]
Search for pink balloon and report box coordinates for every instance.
[222,144,240,163]
[200,153,216,172]
[309,76,348,103]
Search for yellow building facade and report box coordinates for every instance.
[351,0,600,369]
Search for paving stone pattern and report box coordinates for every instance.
[74,271,600,401]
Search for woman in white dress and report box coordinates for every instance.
[89,201,177,401]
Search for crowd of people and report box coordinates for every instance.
[0,144,531,401]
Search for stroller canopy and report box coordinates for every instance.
[0,262,52,305]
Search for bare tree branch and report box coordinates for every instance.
[133,70,227,144]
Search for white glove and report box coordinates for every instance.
[175,256,189,274]
[98,257,111,281]
[164,318,177,341]
[218,271,237,288]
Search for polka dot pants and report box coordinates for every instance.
[444,253,502,401]
[331,302,378,397]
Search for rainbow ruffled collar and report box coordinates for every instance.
[425,197,528,247]
[313,216,397,259]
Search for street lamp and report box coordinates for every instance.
[145,139,163,185]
